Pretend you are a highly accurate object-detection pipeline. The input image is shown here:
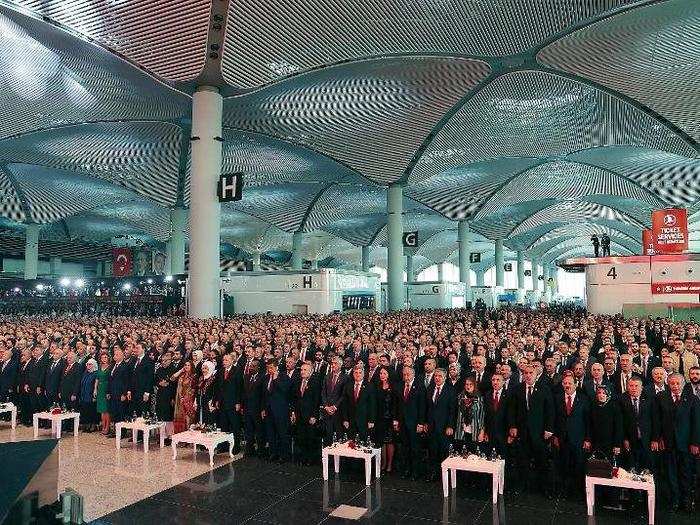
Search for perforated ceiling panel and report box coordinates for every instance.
[538,0,700,142]
[7,0,212,81]
[0,167,26,222]
[0,121,182,205]
[222,0,635,88]
[224,57,490,185]
[0,8,188,139]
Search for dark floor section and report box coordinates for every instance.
[93,457,696,524]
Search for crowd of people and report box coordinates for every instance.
[1,307,699,512]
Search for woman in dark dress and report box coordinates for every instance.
[589,385,623,460]
[154,352,177,437]
[78,358,99,432]
[374,367,398,473]
[197,361,219,426]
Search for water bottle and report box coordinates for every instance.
[332,432,337,445]
[448,443,454,457]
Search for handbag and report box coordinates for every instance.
[586,450,613,478]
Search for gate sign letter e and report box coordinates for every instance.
[218,173,243,202]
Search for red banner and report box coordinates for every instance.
[651,208,688,254]
[651,282,700,295]
[112,248,133,277]
[642,229,655,255]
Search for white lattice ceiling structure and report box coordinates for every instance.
[0,0,698,267]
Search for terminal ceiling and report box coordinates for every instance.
[0,0,698,269]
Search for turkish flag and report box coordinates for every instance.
[112,248,133,277]
[642,229,655,255]
[651,209,688,254]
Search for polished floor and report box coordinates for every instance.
[93,455,698,525]
[0,423,236,521]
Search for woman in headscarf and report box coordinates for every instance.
[589,385,623,460]
[455,376,485,454]
[197,360,219,426]
[154,351,177,438]
[78,358,99,432]
[172,361,197,433]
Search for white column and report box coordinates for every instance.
[164,242,172,275]
[188,86,223,319]
[251,252,261,271]
[543,265,551,303]
[387,184,404,311]
[310,259,318,270]
[291,231,303,270]
[516,250,525,304]
[169,207,187,275]
[24,224,40,280]
[405,255,414,283]
[49,257,62,277]
[494,239,504,288]
[475,270,485,287]
[458,220,471,303]
[361,245,370,272]
[437,262,445,282]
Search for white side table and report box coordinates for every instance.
[0,403,17,429]
[171,430,235,467]
[586,470,655,524]
[115,421,166,451]
[321,442,382,486]
[33,411,80,439]
[441,455,505,504]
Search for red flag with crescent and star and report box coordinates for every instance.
[112,248,133,277]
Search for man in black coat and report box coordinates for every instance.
[425,369,456,481]
[291,363,321,464]
[483,373,512,460]
[396,366,426,480]
[218,353,242,453]
[553,374,590,496]
[261,359,292,462]
[653,373,700,511]
[43,348,65,406]
[320,357,346,445]
[341,365,376,442]
[633,342,659,384]
[509,364,555,495]
[0,348,18,403]
[29,347,48,416]
[107,347,131,425]
[127,344,155,416]
[58,350,82,411]
[620,377,654,471]
[242,358,264,457]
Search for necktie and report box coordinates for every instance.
[433,386,440,403]
[526,386,532,410]
[642,357,647,377]
[679,354,684,376]
[330,374,337,392]
[404,384,410,401]
[354,383,360,402]
[493,392,499,411]
[566,394,572,416]
[267,377,273,391]
[224,369,229,381]
[622,374,627,393]
[633,397,639,416]
[301,379,307,396]
[244,360,250,376]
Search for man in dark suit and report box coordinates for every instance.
[653,373,700,511]
[341,365,375,442]
[0,348,18,403]
[620,377,654,472]
[425,369,456,481]
[43,348,65,406]
[509,364,555,495]
[127,344,154,416]
[583,363,610,401]
[471,355,492,395]
[291,363,321,464]
[396,366,426,480]
[320,357,346,445]
[261,359,292,462]
[484,373,512,460]
[218,353,242,452]
[242,358,264,457]
[633,342,659,384]
[107,347,131,426]
[612,354,641,399]
[553,374,590,496]
[58,350,82,411]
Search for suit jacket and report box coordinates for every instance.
[341,380,376,431]
[217,367,241,410]
[654,390,700,451]
[321,371,347,412]
[670,352,699,381]
[292,376,321,422]
[483,388,512,444]
[426,383,457,434]
[632,354,659,383]
[611,371,642,399]
[396,380,426,432]
[58,362,83,401]
[553,391,590,448]
[620,392,654,448]
[130,357,154,397]
[242,372,263,416]
[510,382,554,440]
[582,378,611,401]
[261,373,292,417]
[0,359,18,399]
[108,361,130,397]
[472,371,492,395]
[44,359,65,396]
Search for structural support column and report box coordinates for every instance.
[24,224,40,280]
[543,265,551,303]
[169,207,187,275]
[516,250,525,304]
[188,86,223,319]
[387,184,404,311]
[405,255,414,284]
[437,262,445,282]
[251,252,261,271]
[361,245,370,272]
[49,257,62,277]
[494,239,504,288]
[475,269,485,287]
[291,231,303,270]
[458,220,472,304]
[310,259,318,270]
